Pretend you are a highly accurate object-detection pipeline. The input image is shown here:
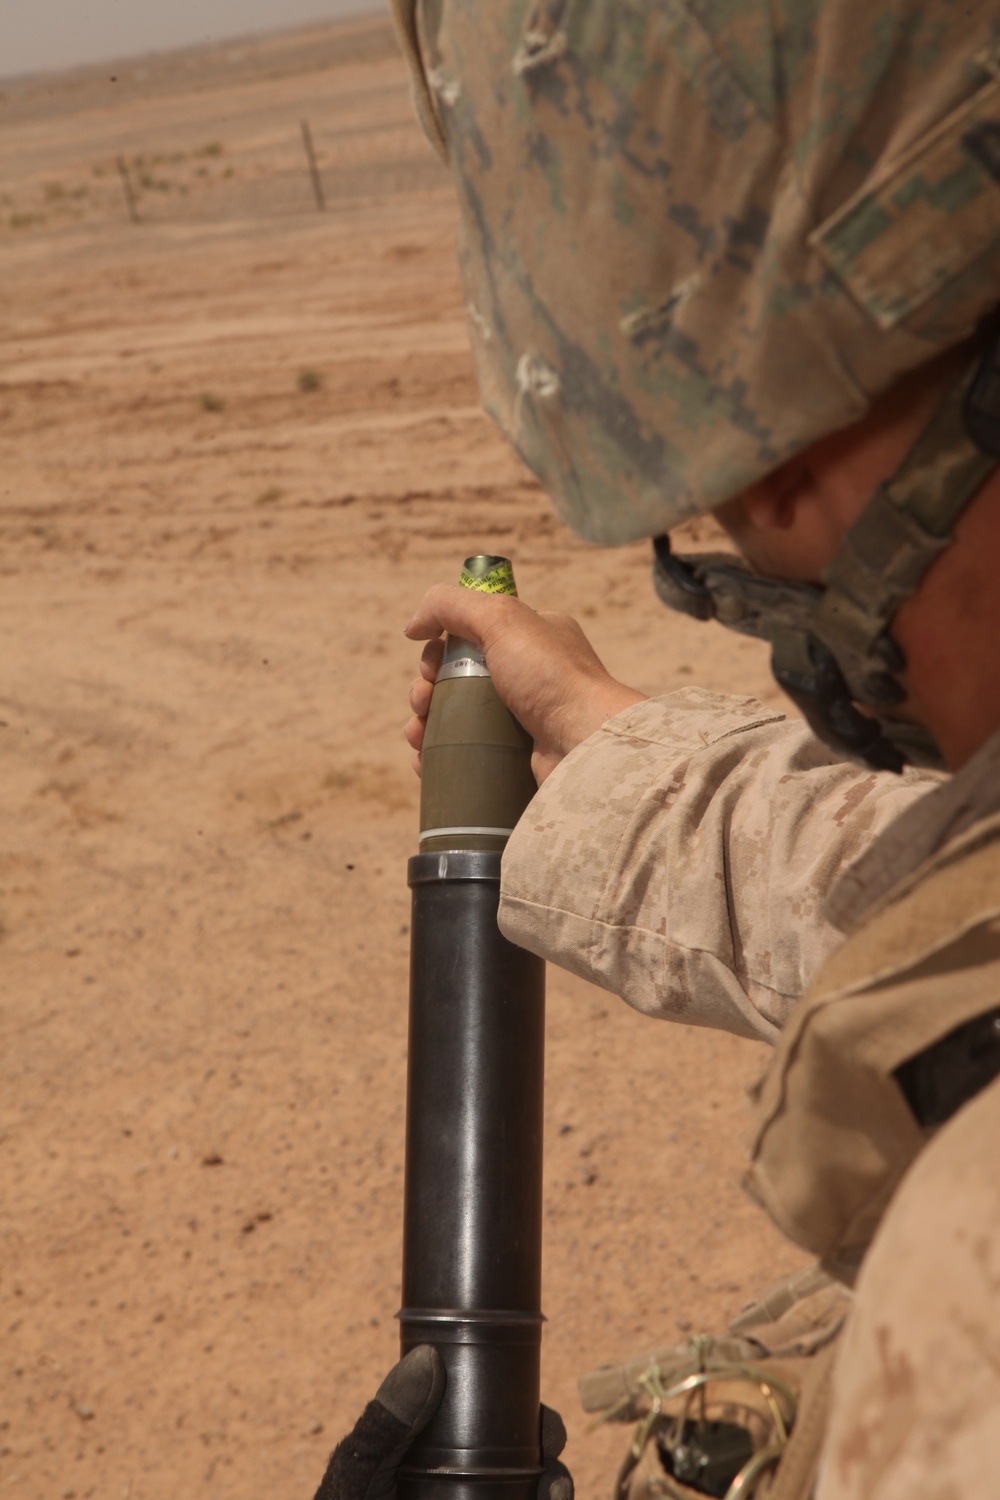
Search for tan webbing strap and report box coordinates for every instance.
[814,348,998,688]
[387,0,449,161]
[578,1336,770,1417]
[764,1337,839,1500]
[727,1265,835,1337]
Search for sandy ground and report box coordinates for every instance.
[0,18,808,1499]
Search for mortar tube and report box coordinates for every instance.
[398,556,545,1500]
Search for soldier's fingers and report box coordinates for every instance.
[409,677,433,717]
[314,1346,445,1500]
[540,1405,567,1460]
[405,583,481,643]
[404,583,523,649]
[419,637,445,683]
[404,713,425,753]
[538,1459,573,1500]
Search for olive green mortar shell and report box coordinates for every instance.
[419,677,535,852]
[419,555,536,853]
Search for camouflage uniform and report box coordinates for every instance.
[498,687,938,1040]
[499,695,1000,1495]
[812,1079,1000,1498]
[388,2,1000,1491]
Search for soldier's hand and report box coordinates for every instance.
[404,585,645,784]
[313,1346,444,1500]
[313,1345,573,1500]
[538,1403,575,1500]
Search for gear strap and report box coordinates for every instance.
[653,327,1000,771]
[814,342,1000,705]
[388,0,450,161]
[760,1338,838,1500]
[651,537,921,770]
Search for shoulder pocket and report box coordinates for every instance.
[810,73,1000,332]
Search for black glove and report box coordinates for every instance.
[314,1345,573,1500]
[537,1402,574,1500]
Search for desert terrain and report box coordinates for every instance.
[0,16,807,1498]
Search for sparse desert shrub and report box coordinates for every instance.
[200,392,225,413]
[297,368,323,393]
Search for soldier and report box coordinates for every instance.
[317,2,1000,1496]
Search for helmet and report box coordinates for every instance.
[393,0,1000,542]
[392,0,1000,765]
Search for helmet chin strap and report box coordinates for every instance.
[652,327,1000,773]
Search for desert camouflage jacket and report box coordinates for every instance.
[501,693,1000,1496]
[498,686,944,1040]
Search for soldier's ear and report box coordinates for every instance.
[746,459,815,531]
[715,456,814,543]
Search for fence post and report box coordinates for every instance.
[300,120,326,212]
[116,155,140,222]
[117,155,140,224]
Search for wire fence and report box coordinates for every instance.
[0,19,449,237]
[3,121,447,237]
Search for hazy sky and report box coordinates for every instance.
[3,0,385,79]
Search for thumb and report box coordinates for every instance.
[314,1346,446,1500]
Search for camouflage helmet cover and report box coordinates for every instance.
[392,0,1000,545]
